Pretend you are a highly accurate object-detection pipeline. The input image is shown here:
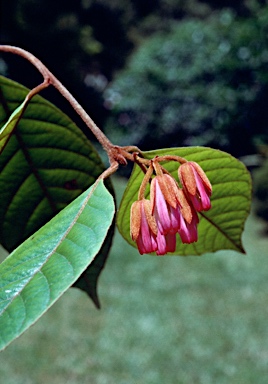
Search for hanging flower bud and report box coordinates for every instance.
[130,156,211,255]
[150,174,192,235]
[130,199,158,255]
[178,161,212,212]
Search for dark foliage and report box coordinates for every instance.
[1,0,267,155]
[104,5,268,158]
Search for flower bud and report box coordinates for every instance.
[150,174,192,235]
[178,161,212,212]
[130,199,158,255]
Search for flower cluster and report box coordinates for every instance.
[130,159,212,255]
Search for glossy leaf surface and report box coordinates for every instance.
[0,179,115,351]
[117,147,252,255]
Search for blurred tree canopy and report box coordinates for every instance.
[1,0,267,156]
[104,3,268,157]
[0,0,135,133]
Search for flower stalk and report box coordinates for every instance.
[0,45,143,174]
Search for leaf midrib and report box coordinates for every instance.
[199,211,245,253]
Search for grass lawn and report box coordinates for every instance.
[0,176,268,384]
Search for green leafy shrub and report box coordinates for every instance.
[104,6,268,156]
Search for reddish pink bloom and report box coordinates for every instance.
[130,199,158,255]
[131,159,211,255]
[179,161,212,212]
[130,197,178,255]
[150,174,192,236]
[150,173,199,246]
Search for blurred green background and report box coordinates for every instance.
[1,0,268,382]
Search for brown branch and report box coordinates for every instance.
[0,45,147,173]
[0,45,113,154]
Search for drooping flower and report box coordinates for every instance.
[130,157,211,255]
[130,198,178,255]
[130,199,158,255]
[150,173,192,236]
[178,161,212,212]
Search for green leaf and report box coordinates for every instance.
[73,215,115,308]
[117,147,252,256]
[0,179,115,351]
[0,75,115,304]
[0,75,108,250]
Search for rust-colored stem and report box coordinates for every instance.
[0,45,113,155]
[138,162,154,200]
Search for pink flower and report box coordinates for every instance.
[150,174,191,235]
[150,173,199,246]
[130,199,158,255]
[150,174,193,236]
[130,199,179,255]
[178,161,212,212]
[130,159,211,255]
[130,197,178,255]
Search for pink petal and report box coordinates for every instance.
[178,215,198,244]
[156,232,177,255]
[165,233,176,252]
[189,194,203,212]
[137,203,158,254]
[193,169,211,211]
[156,231,168,255]
[169,205,181,234]
[153,180,172,234]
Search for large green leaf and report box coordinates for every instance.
[0,75,106,250]
[0,179,115,351]
[117,147,252,256]
[0,75,115,304]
